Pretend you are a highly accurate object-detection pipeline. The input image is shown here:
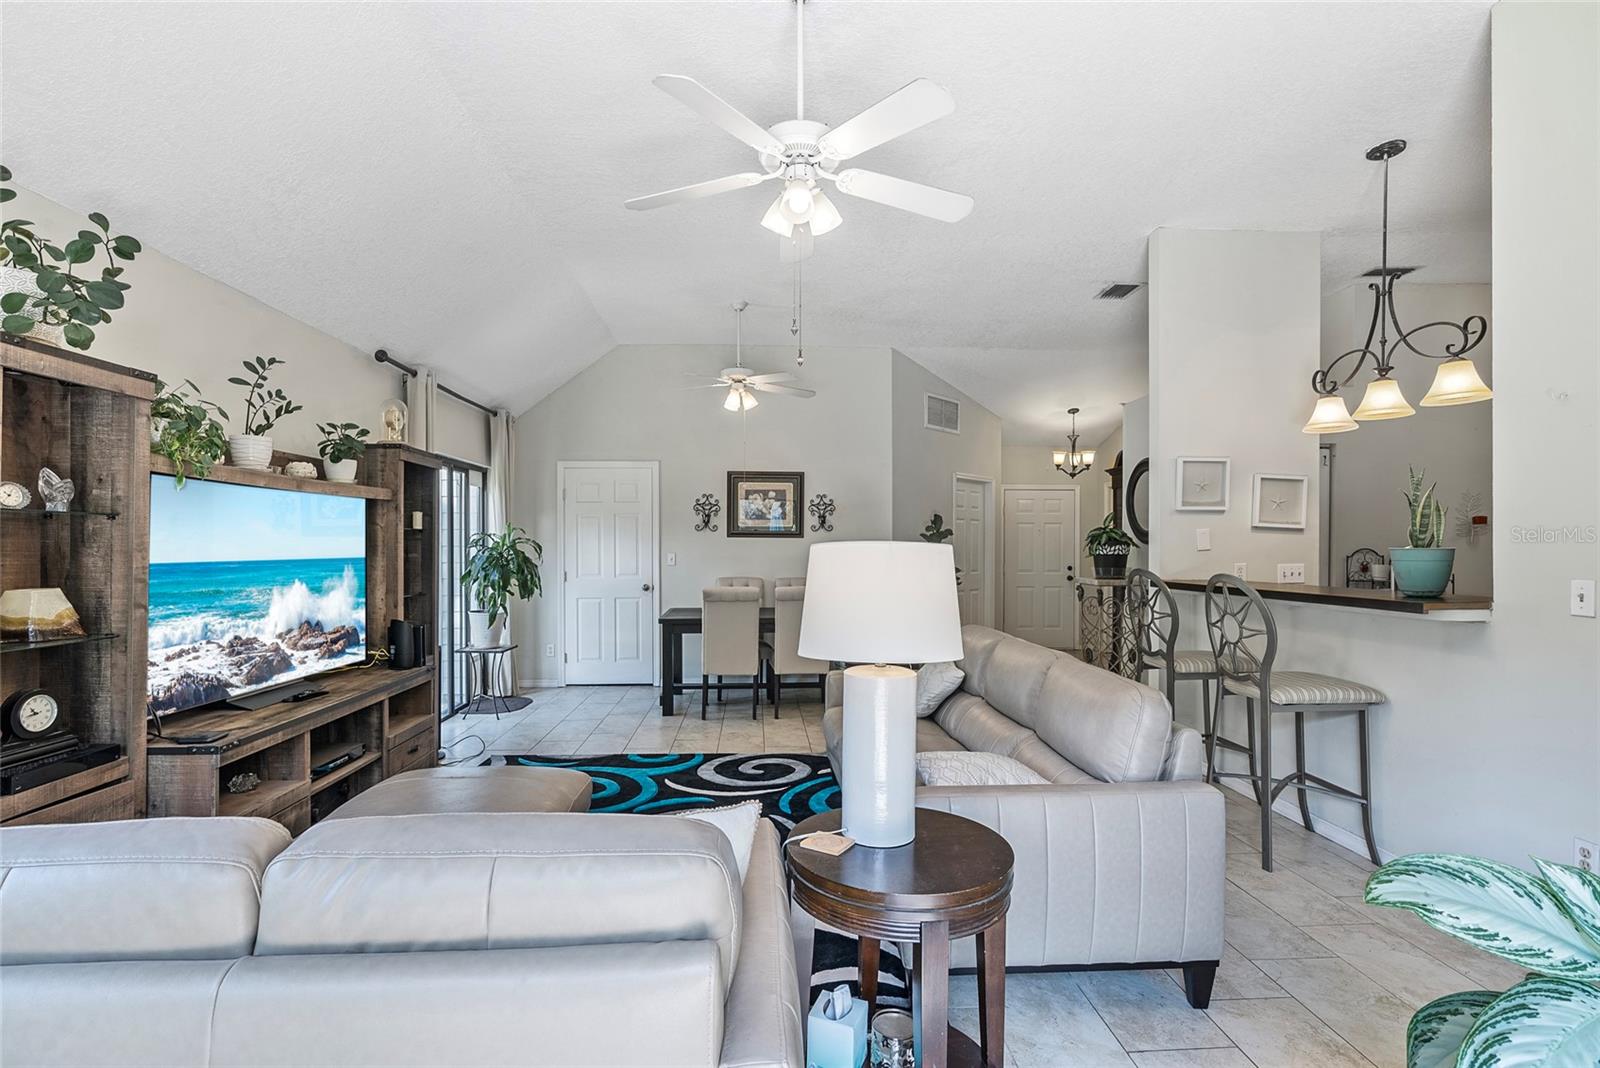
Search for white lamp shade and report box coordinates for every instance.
[1420,358,1493,406]
[807,189,844,236]
[1302,394,1359,433]
[1351,376,1415,420]
[1077,449,1095,468]
[798,541,964,664]
[1051,449,1068,467]
[760,195,794,237]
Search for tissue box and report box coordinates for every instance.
[807,991,868,1068]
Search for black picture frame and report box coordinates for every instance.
[726,471,805,538]
[1125,458,1151,546]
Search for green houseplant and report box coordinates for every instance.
[918,513,963,586]
[1390,467,1454,597]
[316,421,369,482]
[1365,853,1600,1066]
[461,526,543,646]
[151,379,229,488]
[1,165,143,351]
[1085,512,1133,578]
[226,357,302,470]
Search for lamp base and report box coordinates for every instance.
[839,664,918,848]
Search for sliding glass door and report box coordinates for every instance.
[437,463,485,719]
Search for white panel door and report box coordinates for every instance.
[1002,487,1078,650]
[562,464,656,685]
[952,478,988,625]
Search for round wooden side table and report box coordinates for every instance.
[787,809,1014,1068]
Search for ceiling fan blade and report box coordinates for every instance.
[743,371,796,384]
[626,172,770,211]
[751,382,816,398]
[818,79,955,161]
[832,169,973,223]
[653,75,787,157]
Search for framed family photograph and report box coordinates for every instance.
[726,471,804,537]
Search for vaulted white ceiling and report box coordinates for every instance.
[1,1,1491,443]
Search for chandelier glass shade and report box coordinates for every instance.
[1305,140,1491,433]
[1053,408,1094,478]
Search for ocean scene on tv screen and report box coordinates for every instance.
[147,475,366,715]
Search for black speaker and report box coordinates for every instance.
[387,619,415,669]
[408,622,428,665]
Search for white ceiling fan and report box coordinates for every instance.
[686,302,816,411]
[625,0,973,254]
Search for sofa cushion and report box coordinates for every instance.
[326,765,593,819]
[915,661,965,717]
[1034,654,1173,783]
[971,634,1062,732]
[954,625,1006,697]
[0,816,290,965]
[1008,735,1101,784]
[916,751,1049,787]
[675,800,760,883]
[933,692,1034,759]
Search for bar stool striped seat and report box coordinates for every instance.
[1203,574,1388,871]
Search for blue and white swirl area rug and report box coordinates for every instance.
[482,752,909,1006]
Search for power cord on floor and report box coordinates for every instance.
[441,732,487,766]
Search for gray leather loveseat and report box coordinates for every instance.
[821,624,1226,1006]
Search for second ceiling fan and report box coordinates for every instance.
[624,0,973,254]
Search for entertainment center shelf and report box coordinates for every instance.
[149,453,393,501]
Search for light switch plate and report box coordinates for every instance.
[1574,579,1596,618]
[1196,528,1211,551]
[1277,563,1306,584]
[666,552,677,566]
[1233,563,1248,579]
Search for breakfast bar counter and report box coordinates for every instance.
[1162,578,1492,621]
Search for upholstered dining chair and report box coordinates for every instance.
[771,584,826,715]
[701,585,766,719]
[1202,574,1388,870]
[710,576,769,702]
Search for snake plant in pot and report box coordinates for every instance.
[1365,853,1600,1066]
[1391,467,1454,597]
[1085,512,1133,578]
[461,526,543,646]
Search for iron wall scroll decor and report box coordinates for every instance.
[808,493,835,533]
[692,493,720,532]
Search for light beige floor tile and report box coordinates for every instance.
[1206,998,1373,1068]
[1130,1051,1254,1068]
[1300,924,1475,1010]
[989,972,1137,1067]
[1227,855,1368,927]
[1075,970,1233,1053]
[1334,897,1526,992]
[1275,844,1374,898]
[1167,945,1289,1001]
[1225,884,1338,961]
[578,730,634,754]
[1256,957,1411,1068]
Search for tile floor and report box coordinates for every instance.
[443,685,1522,1068]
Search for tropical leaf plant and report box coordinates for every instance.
[1366,852,1600,1067]
[461,526,543,625]
[151,379,229,488]
[0,165,143,351]
[227,356,302,436]
[316,421,370,464]
[919,513,954,543]
[1085,512,1133,554]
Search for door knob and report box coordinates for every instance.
[642,583,653,591]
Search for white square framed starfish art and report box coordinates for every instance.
[1251,473,1309,529]
[1175,457,1230,512]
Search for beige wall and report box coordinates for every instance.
[889,350,1002,540]
[433,390,490,468]
[1321,283,1492,595]
[5,185,400,458]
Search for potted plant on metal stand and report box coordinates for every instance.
[226,356,301,470]
[1085,513,1133,579]
[461,526,543,647]
[1390,467,1454,597]
[316,421,369,482]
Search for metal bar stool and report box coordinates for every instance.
[1203,574,1387,871]
[1126,568,1260,803]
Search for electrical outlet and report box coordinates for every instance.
[666,552,677,567]
[1196,528,1211,551]
[1573,579,1596,618]
[1233,563,1248,579]
[1277,563,1306,584]
[544,643,555,657]
[1577,837,1598,873]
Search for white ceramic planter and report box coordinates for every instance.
[468,611,507,648]
[323,458,358,482]
[227,434,274,470]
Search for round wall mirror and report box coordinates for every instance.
[1125,458,1151,545]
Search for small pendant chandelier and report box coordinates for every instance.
[1052,408,1094,479]
[1302,139,1492,434]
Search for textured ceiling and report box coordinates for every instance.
[0,1,1491,442]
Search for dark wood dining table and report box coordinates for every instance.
[657,606,775,716]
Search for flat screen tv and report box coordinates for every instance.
[147,474,367,717]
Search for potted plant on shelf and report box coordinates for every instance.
[151,379,229,488]
[461,526,543,647]
[1085,512,1133,579]
[226,356,301,470]
[1390,467,1454,597]
[316,421,369,482]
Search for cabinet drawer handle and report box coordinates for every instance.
[405,744,420,756]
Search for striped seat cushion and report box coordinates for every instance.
[1169,650,1218,675]
[1224,671,1386,705]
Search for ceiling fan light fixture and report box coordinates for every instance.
[780,180,815,222]
[724,386,744,412]
[740,388,759,411]
[1420,357,1493,407]
[807,188,843,236]
[1351,376,1415,421]
[761,195,795,237]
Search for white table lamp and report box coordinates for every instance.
[799,541,963,847]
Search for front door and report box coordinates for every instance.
[1002,486,1078,651]
[952,477,989,626]
[562,463,657,685]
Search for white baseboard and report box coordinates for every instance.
[1219,778,1393,865]
[518,677,561,689]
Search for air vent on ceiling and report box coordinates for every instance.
[924,393,961,434]
[1096,283,1143,300]
[1361,266,1419,278]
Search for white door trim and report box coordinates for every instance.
[556,460,662,687]
[951,472,997,627]
[999,483,1080,647]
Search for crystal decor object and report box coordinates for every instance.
[37,467,75,513]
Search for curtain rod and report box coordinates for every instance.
[374,349,498,417]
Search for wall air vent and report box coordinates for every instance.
[1095,283,1143,300]
[924,393,961,434]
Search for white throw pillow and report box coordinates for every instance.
[915,661,965,717]
[674,800,760,883]
[916,751,1049,787]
